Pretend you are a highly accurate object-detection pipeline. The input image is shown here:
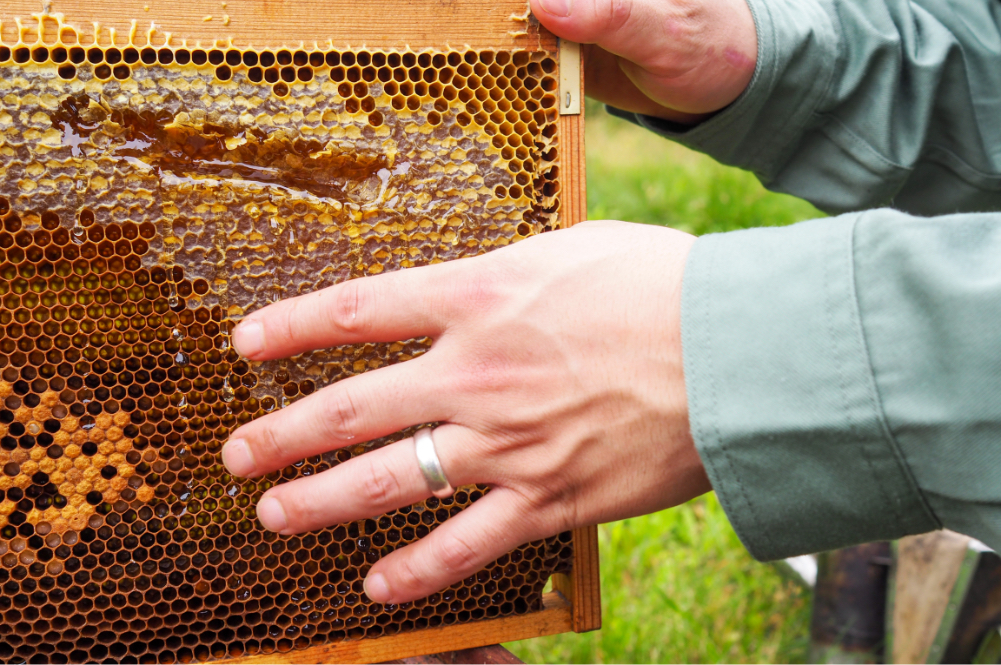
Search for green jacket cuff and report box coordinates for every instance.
[682,215,939,560]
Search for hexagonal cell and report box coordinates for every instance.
[0,21,571,662]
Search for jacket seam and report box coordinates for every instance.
[701,239,773,557]
[818,114,1001,191]
[845,214,943,529]
[817,115,909,171]
[749,0,843,181]
[824,216,905,526]
[922,144,1001,191]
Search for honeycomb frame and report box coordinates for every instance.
[0,2,596,662]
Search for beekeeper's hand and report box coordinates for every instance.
[531,0,758,124]
[222,221,710,604]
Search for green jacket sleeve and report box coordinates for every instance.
[683,211,1001,559]
[609,0,1001,215]
[610,0,1001,557]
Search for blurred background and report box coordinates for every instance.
[505,101,823,664]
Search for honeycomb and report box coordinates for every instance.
[0,10,573,664]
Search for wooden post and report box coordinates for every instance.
[887,531,975,664]
[809,543,891,663]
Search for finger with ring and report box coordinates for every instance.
[255,424,476,534]
[414,427,454,499]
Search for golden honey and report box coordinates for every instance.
[0,9,572,664]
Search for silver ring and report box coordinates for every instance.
[414,428,454,499]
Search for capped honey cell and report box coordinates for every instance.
[0,7,571,664]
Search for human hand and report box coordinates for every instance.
[221,221,711,604]
[530,0,758,124]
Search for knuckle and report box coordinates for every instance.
[319,389,363,442]
[391,555,426,596]
[275,487,322,532]
[507,479,575,535]
[451,269,502,314]
[273,490,306,530]
[604,0,634,32]
[539,486,580,534]
[275,297,305,348]
[538,469,577,515]
[435,531,482,576]
[361,457,404,513]
[326,279,370,337]
[548,494,581,534]
[254,424,287,465]
[454,350,514,395]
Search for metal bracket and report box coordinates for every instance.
[558,39,581,115]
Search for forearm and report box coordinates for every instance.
[684,211,1001,558]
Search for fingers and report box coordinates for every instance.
[253,438,435,535]
[252,423,484,533]
[232,261,462,361]
[531,0,703,76]
[362,489,543,605]
[222,354,451,478]
[252,426,543,604]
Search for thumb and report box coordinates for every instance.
[532,0,699,78]
[529,0,757,116]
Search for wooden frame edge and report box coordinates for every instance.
[552,525,602,633]
[550,46,601,634]
[556,106,587,229]
[219,592,573,664]
[0,1,556,51]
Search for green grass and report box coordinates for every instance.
[583,103,821,235]
[508,497,812,663]
[505,104,821,663]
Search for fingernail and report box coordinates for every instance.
[233,319,265,358]
[222,438,256,477]
[364,573,391,603]
[538,0,571,17]
[256,496,288,532]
